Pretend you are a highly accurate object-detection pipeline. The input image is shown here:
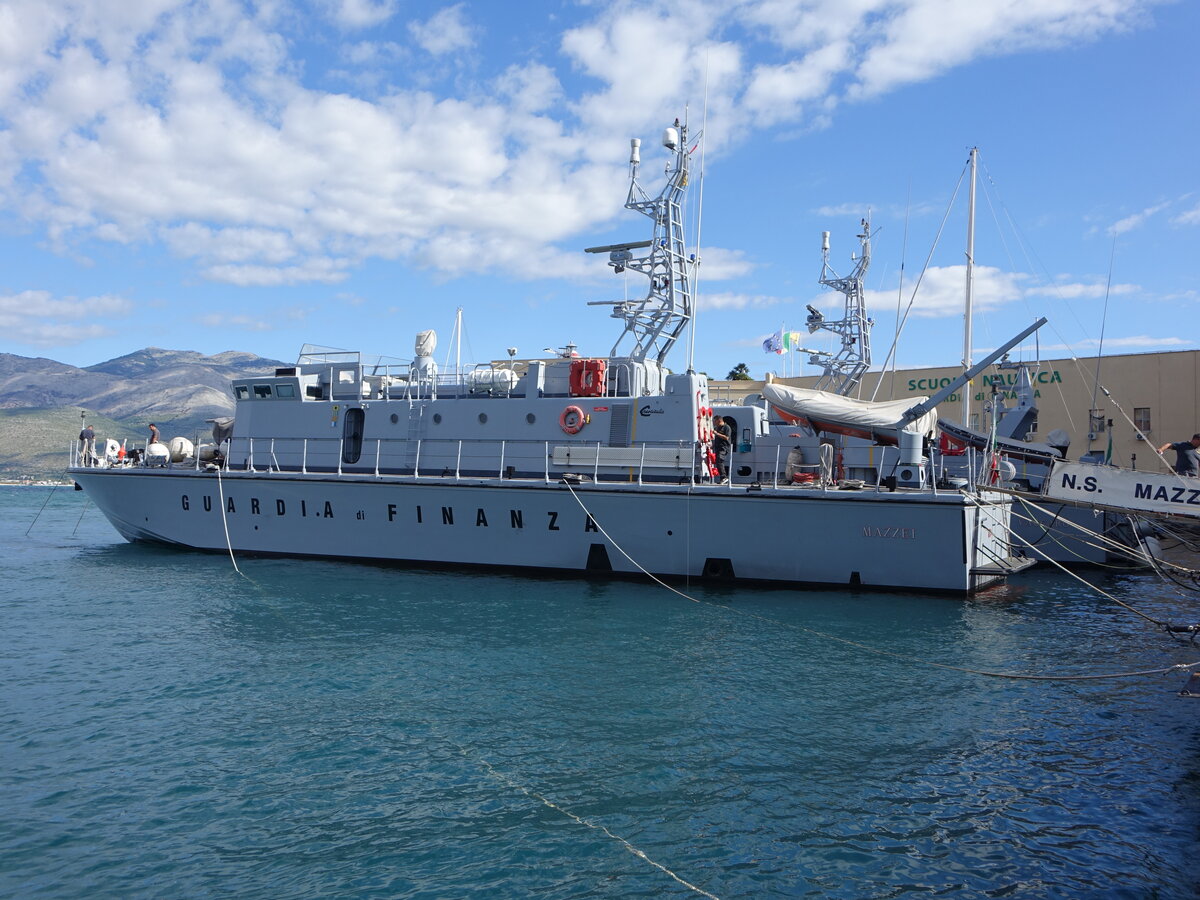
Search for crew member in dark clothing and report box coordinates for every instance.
[1158,434,1200,476]
[712,415,732,482]
[78,424,95,466]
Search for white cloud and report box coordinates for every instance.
[195,312,275,331]
[0,0,1169,292]
[848,0,1147,100]
[0,289,133,346]
[1024,280,1139,300]
[1036,335,1190,353]
[865,265,1143,319]
[867,264,1023,318]
[325,0,398,30]
[1109,201,1170,236]
[698,292,786,310]
[1172,202,1200,227]
[409,4,475,56]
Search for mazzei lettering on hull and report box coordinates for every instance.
[1043,461,1200,519]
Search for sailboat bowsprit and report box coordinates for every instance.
[71,119,1027,594]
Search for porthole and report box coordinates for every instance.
[478,413,488,424]
[433,413,442,424]
[390,413,399,424]
[526,413,536,424]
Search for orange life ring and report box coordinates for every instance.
[560,405,586,435]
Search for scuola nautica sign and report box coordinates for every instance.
[906,370,1064,402]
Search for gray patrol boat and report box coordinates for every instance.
[71,118,1029,593]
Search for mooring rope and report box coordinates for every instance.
[215,467,245,577]
[965,492,1199,638]
[446,736,719,899]
[24,483,57,536]
[561,479,1200,682]
[71,493,91,535]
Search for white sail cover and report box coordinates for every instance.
[763,383,937,443]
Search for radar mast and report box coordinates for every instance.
[585,118,696,364]
[807,217,873,395]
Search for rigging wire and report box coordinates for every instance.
[871,161,967,402]
[975,159,1179,471]
[970,492,1198,634]
[887,183,912,400]
[561,479,1200,681]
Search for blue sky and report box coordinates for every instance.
[0,0,1195,380]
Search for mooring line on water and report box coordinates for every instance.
[71,494,91,535]
[438,730,720,899]
[965,492,1187,632]
[215,467,245,578]
[562,480,1200,682]
[24,483,57,536]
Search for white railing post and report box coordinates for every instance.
[594,441,601,483]
[338,438,343,475]
[414,439,421,478]
[544,441,549,483]
[249,437,255,472]
[774,445,780,488]
[302,439,308,474]
[456,441,462,480]
[499,440,506,479]
[638,444,646,486]
[375,439,381,477]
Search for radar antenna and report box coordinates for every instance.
[806,217,874,395]
[585,119,696,364]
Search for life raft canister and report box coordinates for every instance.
[560,405,586,434]
[569,359,607,397]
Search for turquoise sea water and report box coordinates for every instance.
[3,484,1200,899]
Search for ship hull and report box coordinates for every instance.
[73,468,1014,594]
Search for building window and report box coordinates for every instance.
[235,385,249,400]
[275,383,295,398]
[1089,409,1106,434]
[1134,407,1151,436]
[253,384,272,399]
[969,413,979,431]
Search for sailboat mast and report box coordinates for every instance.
[962,147,977,428]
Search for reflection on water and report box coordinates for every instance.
[3,486,1200,898]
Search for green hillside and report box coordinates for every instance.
[0,408,145,481]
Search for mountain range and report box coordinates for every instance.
[0,347,287,479]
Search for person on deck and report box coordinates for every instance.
[1157,434,1200,476]
[78,423,95,466]
[148,423,161,446]
[712,415,733,483]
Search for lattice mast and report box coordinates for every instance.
[586,118,695,364]
[808,217,873,395]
